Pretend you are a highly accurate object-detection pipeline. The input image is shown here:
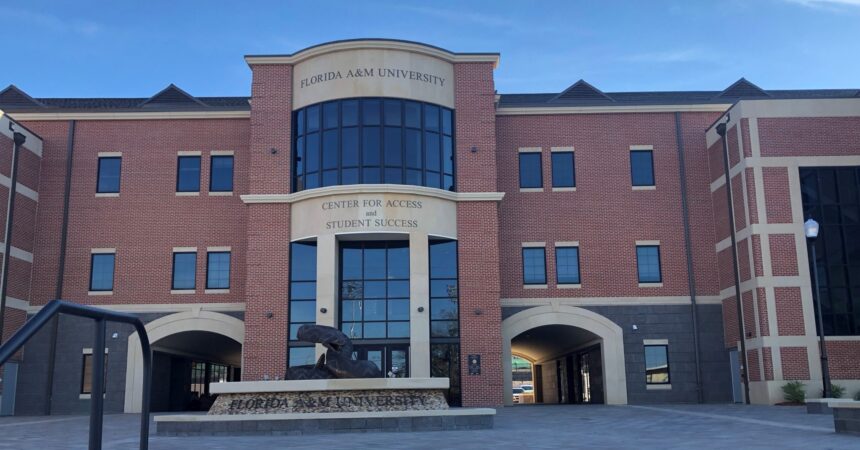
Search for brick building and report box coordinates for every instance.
[0,39,858,414]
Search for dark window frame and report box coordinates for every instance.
[519,152,543,189]
[209,155,234,192]
[555,246,581,285]
[644,344,671,385]
[636,245,662,284]
[176,155,202,193]
[630,149,655,187]
[205,251,231,290]
[551,151,576,188]
[89,253,115,292]
[96,156,122,193]
[171,251,197,290]
[522,247,547,285]
[293,98,456,193]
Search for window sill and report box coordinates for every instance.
[88,290,113,296]
[519,188,543,193]
[638,282,663,288]
[557,283,582,289]
[646,384,672,390]
[209,191,234,196]
[551,187,576,192]
[170,289,196,295]
[523,284,548,289]
[176,191,200,196]
[205,289,230,294]
[632,185,656,191]
[79,393,107,399]
[95,193,119,198]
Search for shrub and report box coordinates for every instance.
[828,384,845,399]
[782,381,806,403]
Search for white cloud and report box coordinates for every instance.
[782,0,860,9]
[0,7,102,36]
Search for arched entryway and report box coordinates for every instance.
[123,310,244,413]
[502,305,627,406]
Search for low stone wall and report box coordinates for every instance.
[833,404,860,436]
[156,409,495,436]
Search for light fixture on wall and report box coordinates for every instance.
[632,324,638,331]
[270,148,278,154]
[417,306,424,313]
[474,308,483,316]
[265,311,273,319]
[320,307,328,314]
[470,146,478,153]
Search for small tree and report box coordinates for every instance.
[782,381,806,403]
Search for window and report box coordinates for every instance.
[645,345,670,384]
[172,252,196,290]
[80,352,108,395]
[206,251,231,289]
[90,253,115,291]
[293,98,455,192]
[519,153,542,189]
[430,240,459,338]
[522,247,547,285]
[339,241,410,340]
[631,150,655,187]
[288,241,317,369]
[556,247,581,284]
[551,152,575,188]
[176,155,201,192]
[96,157,121,193]
[636,245,662,283]
[800,167,860,336]
[210,155,234,192]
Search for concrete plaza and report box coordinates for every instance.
[0,404,856,449]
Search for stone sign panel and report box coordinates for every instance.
[209,389,449,415]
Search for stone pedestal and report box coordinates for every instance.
[805,398,856,415]
[832,402,860,436]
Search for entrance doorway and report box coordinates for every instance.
[501,305,628,406]
[150,330,241,412]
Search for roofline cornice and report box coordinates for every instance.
[496,104,732,116]
[5,110,251,121]
[245,39,500,68]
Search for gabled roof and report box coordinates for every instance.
[0,85,45,108]
[715,78,771,99]
[551,80,614,102]
[139,84,208,108]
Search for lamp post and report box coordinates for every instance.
[804,217,832,398]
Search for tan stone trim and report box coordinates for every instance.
[643,339,669,345]
[825,336,860,341]
[521,242,546,247]
[554,241,579,247]
[718,277,805,300]
[646,384,672,390]
[519,188,544,193]
[177,150,201,156]
[98,151,122,157]
[27,302,245,314]
[82,348,109,355]
[91,248,116,254]
[501,296,721,307]
[0,110,43,156]
[175,192,199,197]
[557,284,582,289]
[4,296,29,311]
[551,187,576,192]
[210,150,235,156]
[636,240,660,246]
[207,246,231,252]
[550,146,574,152]
[172,247,197,252]
[241,184,505,204]
[632,185,656,191]
[212,377,448,395]
[6,111,251,121]
[629,145,654,151]
[244,40,500,67]
[523,284,548,289]
[638,282,664,288]
[155,408,495,423]
[94,192,119,198]
[497,104,731,116]
[0,245,34,263]
[0,175,39,202]
[170,289,196,295]
[204,289,230,294]
[88,291,113,296]
[518,147,542,153]
[208,191,233,197]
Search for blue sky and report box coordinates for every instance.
[3,0,859,98]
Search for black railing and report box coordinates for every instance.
[0,300,152,450]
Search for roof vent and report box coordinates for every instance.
[0,85,45,109]
[139,84,207,108]
[551,79,614,102]
[716,78,770,99]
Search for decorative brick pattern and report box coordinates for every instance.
[763,167,792,223]
[768,234,799,277]
[780,346,810,380]
[774,287,805,336]
[826,340,860,379]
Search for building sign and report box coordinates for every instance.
[208,389,448,414]
[290,191,456,239]
[292,48,455,109]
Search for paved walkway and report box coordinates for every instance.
[0,404,856,449]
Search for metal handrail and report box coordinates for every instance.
[0,300,151,450]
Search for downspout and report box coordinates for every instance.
[674,112,704,403]
[0,125,26,346]
[716,119,751,405]
[44,120,75,414]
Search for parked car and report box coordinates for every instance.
[512,387,524,404]
[520,384,534,393]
